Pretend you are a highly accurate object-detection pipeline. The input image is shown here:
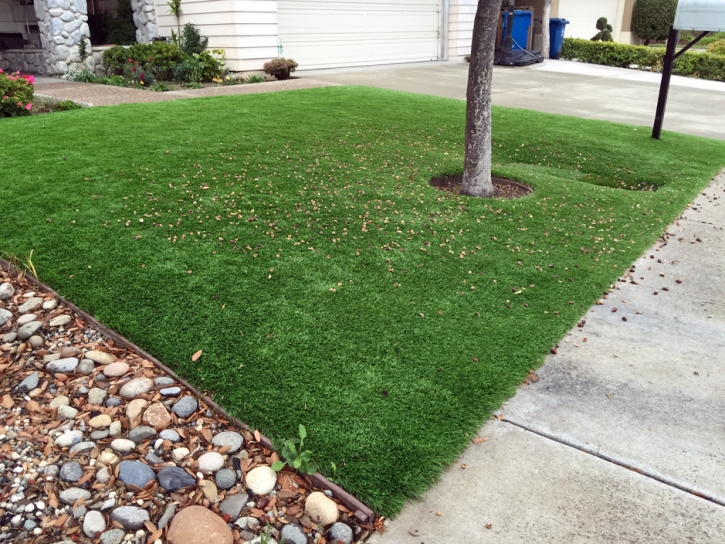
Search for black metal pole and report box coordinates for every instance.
[652,27,679,140]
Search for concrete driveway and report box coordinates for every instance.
[301,59,725,140]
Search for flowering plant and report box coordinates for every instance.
[122,59,156,87]
[0,69,34,117]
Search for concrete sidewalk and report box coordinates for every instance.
[369,171,725,542]
[301,59,725,140]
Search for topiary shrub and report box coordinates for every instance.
[263,58,298,80]
[707,39,725,57]
[591,17,613,42]
[632,0,677,46]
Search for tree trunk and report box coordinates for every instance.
[542,0,552,59]
[461,0,501,198]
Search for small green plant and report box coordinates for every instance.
[271,425,318,475]
[53,100,82,111]
[66,69,97,83]
[150,82,173,92]
[168,0,182,42]
[173,56,204,83]
[263,57,298,80]
[179,23,208,56]
[181,81,204,89]
[245,74,266,83]
[591,17,613,42]
[78,34,91,62]
[707,39,725,57]
[3,249,39,279]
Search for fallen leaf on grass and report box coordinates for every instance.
[191,350,203,362]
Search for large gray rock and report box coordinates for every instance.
[18,297,42,313]
[54,430,83,448]
[212,431,244,453]
[220,492,249,520]
[83,510,107,538]
[215,468,237,490]
[100,528,125,544]
[46,357,79,374]
[171,396,198,418]
[119,377,153,398]
[59,487,91,504]
[280,523,307,544]
[60,461,83,482]
[328,522,354,544]
[128,425,157,444]
[17,321,42,340]
[0,308,12,327]
[118,460,156,489]
[110,506,150,530]
[16,372,39,393]
[0,282,14,300]
[157,466,195,492]
[159,429,180,443]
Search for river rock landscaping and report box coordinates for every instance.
[0,267,365,544]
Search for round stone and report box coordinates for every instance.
[77,359,95,374]
[60,487,91,504]
[211,431,244,454]
[111,438,136,454]
[167,505,233,544]
[202,479,218,501]
[159,429,181,443]
[142,403,171,431]
[220,493,249,520]
[171,396,198,418]
[49,314,72,327]
[18,297,42,314]
[56,405,78,421]
[99,450,119,465]
[91,429,109,440]
[18,321,43,340]
[100,528,125,544]
[154,377,175,386]
[49,395,70,409]
[215,468,236,490]
[96,467,111,483]
[103,362,129,377]
[60,461,83,482]
[17,313,36,326]
[158,467,196,493]
[118,460,156,489]
[128,425,157,444]
[70,441,95,455]
[46,357,79,374]
[120,377,153,398]
[280,523,307,544]
[197,451,225,474]
[16,372,39,392]
[89,414,112,428]
[305,492,339,526]
[0,308,11,327]
[28,335,44,348]
[88,387,107,405]
[0,282,14,300]
[172,447,190,462]
[42,299,58,310]
[83,510,107,538]
[328,522,354,544]
[84,350,116,364]
[110,506,150,530]
[126,398,148,422]
[55,430,83,447]
[160,386,181,397]
[109,420,122,437]
[245,466,277,496]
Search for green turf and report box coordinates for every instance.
[1,87,724,515]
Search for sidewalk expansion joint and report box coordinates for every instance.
[500,417,725,508]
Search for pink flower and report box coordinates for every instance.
[16,101,22,107]
[22,74,35,84]
[0,69,3,74]
[25,103,32,111]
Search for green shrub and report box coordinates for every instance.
[632,0,677,45]
[245,74,266,83]
[707,39,725,56]
[53,100,82,111]
[173,56,204,83]
[66,69,98,83]
[102,42,185,81]
[561,38,725,82]
[0,70,34,117]
[150,82,173,92]
[591,17,613,42]
[700,32,725,47]
[123,59,156,87]
[263,57,298,80]
[196,50,225,81]
[179,23,208,56]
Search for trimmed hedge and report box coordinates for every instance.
[561,38,725,82]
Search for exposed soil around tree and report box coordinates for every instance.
[429,174,533,199]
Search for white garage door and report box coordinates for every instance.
[277,0,441,69]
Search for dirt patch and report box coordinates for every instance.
[430,174,533,199]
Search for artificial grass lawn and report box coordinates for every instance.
[2,87,724,515]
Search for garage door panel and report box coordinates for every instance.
[277,0,441,69]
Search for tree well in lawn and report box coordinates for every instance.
[1,87,723,515]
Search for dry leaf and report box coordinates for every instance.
[472,437,490,445]
[191,350,203,362]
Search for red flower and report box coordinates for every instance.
[131,67,136,72]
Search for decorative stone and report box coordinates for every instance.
[55,430,83,447]
[42,299,58,310]
[77,359,95,374]
[49,395,70,409]
[89,414,112,428]
[99,450,119,465]
[172,447,189,462]
[109,420,122,437]
[118,460,156,489]
[0,309,11,327]
[280,524,307,544]
[49,315,72,327]
[120,377,153,398]
[88,387,108,405]
[215,468,236,490]
[202,479,218,501]
[154,377,175,386]
[126,398,148,424]
[128,425,157,444]
[157,503,177,529]
[46,357,78,373]
[83,510,106,537]
[103,362,129,377]
[106,397,123,408]
[18,321,43,340]
[160,429,181,442]
[96,467,111,483]
[0,282,14,300]
[91,429,109,440]
[167,505,233,544]
[304,491,339,526]
[2,332,16,342]
[145,451,164,464]
[212,431,244,453]
[160,386,181,397]
[142,402,171,431]
[17,313,36,326]
[60,487,91,504]
[56,405,78,421]
[60,460,83,482]
[220,493,249,520]
[18,297,42,313]
[60,346,81,358]
[69,441,95,454]
[16,372,39,392]
[158,466,195,491]
[100,528,125,544]
[245,466,277,495]
[197,451,225,474]
[110,438,136,454]
[171,396,198,418]
[328,522,354,544]
[84,350,115,364]
[110,506,150,530]
[29,335,44,348]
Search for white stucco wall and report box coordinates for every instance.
[556,0,619,40]
[448,0,476,57]
[153,0,279,71]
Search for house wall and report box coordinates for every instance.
[0,0,39,43]
[554,0,619,41]
[448,0,475,58]
[153,0,279,71]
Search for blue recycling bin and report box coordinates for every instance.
[501,10,533,51]
[549,18,570,59]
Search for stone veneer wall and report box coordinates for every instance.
[0,49,47,74]
[132,0,158,44]
[33,0,91,75]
